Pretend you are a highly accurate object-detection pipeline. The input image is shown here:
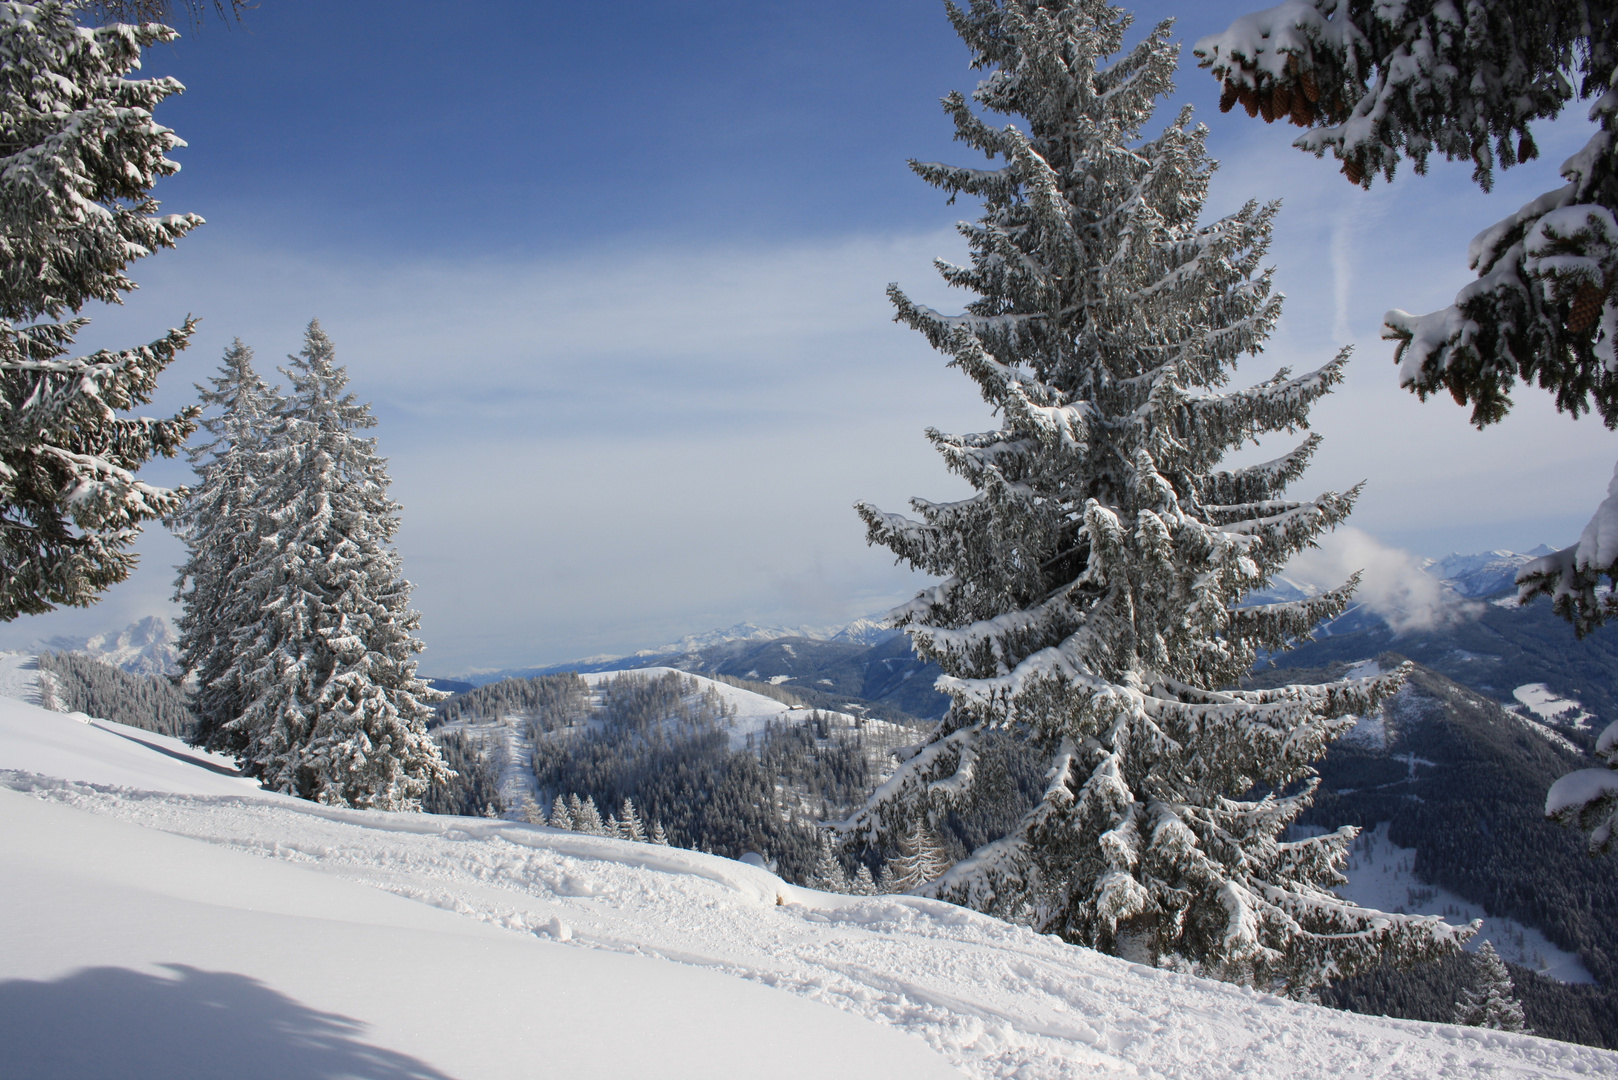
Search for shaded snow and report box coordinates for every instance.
[3,698,1615,1078]
[0,651,49,708]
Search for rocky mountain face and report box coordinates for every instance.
[38,616,180,678]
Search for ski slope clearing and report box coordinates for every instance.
[3,700,1615,1079]
[1334,823,1593,985]
[580,666,805,749]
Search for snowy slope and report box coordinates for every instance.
[581,666,810,749]
[3,699,1615,1079]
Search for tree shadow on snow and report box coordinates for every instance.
[0,964,459,1080]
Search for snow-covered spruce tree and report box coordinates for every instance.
[222,321,448,810]
[549,795,574,831]
[0,1,203,620]
[573,794,604,836]
[1196,0,1618,856]
[844,0,1470,993]
[811,831,851,893]
[172,340,282,755]
[1196,3,1618,633]
[883,818,953,893]
[1453,941,1531,1032]
[619,797,646,842]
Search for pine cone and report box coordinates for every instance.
[1300,68,1320,103]
[1518,134,1534,163]
[1342,158,1364,185]
[1569,283,1605,334]
[1259,89,1276,123]
[1290,94,1315,126]
[1240,85,1258,118]
[1219,81,1238,113]
[1273,85,1293,118]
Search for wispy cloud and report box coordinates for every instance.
[1286,527,1480,634]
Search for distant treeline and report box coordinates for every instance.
[37,651,196,739]
[427,669,1046,887]
[434,671,593,728]
[421,730,500,817]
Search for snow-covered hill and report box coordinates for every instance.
[3,695,1613,1078]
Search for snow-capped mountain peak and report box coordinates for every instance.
[1421,546,1556,598]
[37,615,180,677]
[652,615,898,655]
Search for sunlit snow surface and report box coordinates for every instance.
[3,695,1616,1077]
[1511,683,1599,732]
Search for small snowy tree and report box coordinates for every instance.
[0,1,204,620]
[851,863,877,896]
[549,795,574,831]
[1454,941,1531,1032]
[619,797,646,842]
[221,321,447,810]
[845,0,1470,994]
[649,819,670,846]
[882,818,953,893]
[172,340,283,754]
[573,794,604,836]
[520,793,544,825]
[811,830,851,893]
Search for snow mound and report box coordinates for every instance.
[3,698,1614,1079]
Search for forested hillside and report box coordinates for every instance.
[426,669,1039,887]
[36,652,196,740]
[1248,661,1618,1046]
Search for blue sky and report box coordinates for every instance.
[5,0,1616,673]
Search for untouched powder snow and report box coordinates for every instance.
[3,701,1616,1078]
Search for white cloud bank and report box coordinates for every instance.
[1285,527,1480,634]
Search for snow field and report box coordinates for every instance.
[1333,823,1593,985]
[1511,684,1599,732]
[4,700,1616,1078]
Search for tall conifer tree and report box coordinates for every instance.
[0,1,202,619]
[172,340,281,754]
[845,0,1469,993]
[223,321,447,809]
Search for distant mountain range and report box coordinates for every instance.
[459,549,1568,724]
[34,615,180,678]
[648,617,900,654]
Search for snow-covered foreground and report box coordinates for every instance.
[3,698,1615,1079]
